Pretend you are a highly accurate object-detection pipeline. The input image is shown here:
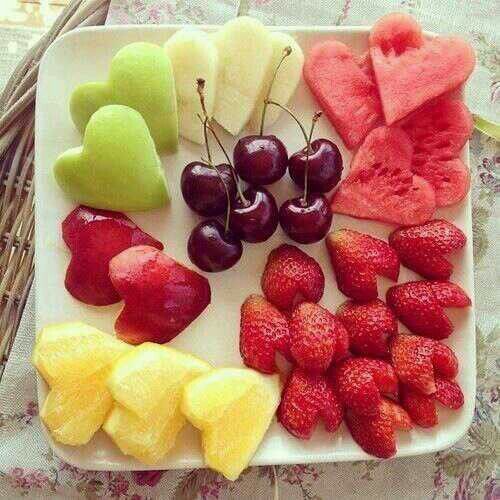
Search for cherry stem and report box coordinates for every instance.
[197,79,213,166]
[265,99,310,147]
[259,46,292,135]
[302,111,322,205]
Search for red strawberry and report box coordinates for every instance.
[345,398,412,458]
[325,229,399,301]
[278,368,343,439]
[391,334,458,395]
[336,299,397,358]
[332,357,398,416]
[389,220,466,280]
[401,378,464,428]
[289,303,349,373]
[261,244,325,311]
[240,295,291,374]
[386,280,471,339]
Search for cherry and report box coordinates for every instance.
[181,162,236,216]
[289,139,343,193]
[233,47,292,186]
[188,219,243,272]
[229,187,278,243]
[279,193,332,244]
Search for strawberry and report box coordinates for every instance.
[278,368,343,439]
[289,303,350,373]
[336,299,397,358]
[389,219,466,280]
[345,398,412,458]
[325,229,399,301]
[332,357,398,416]
[261,244,325,311]
[401,378,463,427]
[391,334,458,395]
[386,280,471,339]
[240,295,291,374]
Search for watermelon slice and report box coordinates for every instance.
[303,41,382,150]
[331,127,436,226]
[400,95,473,206]
[369,13,475,124]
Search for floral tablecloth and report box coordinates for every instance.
[0,1,498,498]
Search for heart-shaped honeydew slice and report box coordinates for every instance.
[54,105,169,211]
[70,42,178,152]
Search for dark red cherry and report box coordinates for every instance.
[229,187,278,243]
[233,135,288,186]
[187,219,242,272]
[181,162,236,216]
[289,139,343,193]
[279,193,332,244]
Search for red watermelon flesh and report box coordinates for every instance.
[331,126,436,226]
[369,13,475,125]
[400,95,473,206]
[303,41,383,150]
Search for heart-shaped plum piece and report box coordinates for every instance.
[54,105,169,211]
[303,41,382,150]
[369,13,475,124]
[62,206,163,306]
[70,42,178,152]
[109,245,211,344]
[331,126,436,226]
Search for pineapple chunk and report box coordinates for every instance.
[212,17,273,135]
[249,32,304,131]
[181,368,281,480]
[104,343,211,464]
[33,322,131,386]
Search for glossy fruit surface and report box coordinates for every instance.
[233,135,288,185]
[187,219,242,272]
[181,162,236,216]
[288,139,343,192]
[279,194,332,244]
[229,187,278,243]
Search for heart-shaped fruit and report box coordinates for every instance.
[109,245,211,344]
[303,41,382,149]
[330,126,436,225]
[181,368,280,481]
[400,96,473,207]
[54,105,169,211]
[165,28,218,144]
[369,13,475,124]
[70,42,178,152]
[33,322,131,445]
[386,280,471,339]
[325,229,400,302]
[62,206,164,306]
[103,343,211,464]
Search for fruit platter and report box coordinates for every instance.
[34,14,476,478]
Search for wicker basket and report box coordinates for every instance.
[0,0,110,370]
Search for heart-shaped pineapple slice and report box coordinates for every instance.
[103,343,211,464]
[181,368,281,480]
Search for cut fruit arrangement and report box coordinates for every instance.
[35,11,475,480]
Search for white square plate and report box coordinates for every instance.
[35,25,475,471]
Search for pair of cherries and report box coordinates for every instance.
[182,49,343,273]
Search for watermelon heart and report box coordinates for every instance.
[70,42,178,152]
[54,105,169,212]
[331,126,436,226]
[303,41,382,150]
[369,13,475,124]
[400,95,473,207]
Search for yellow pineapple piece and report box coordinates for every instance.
[181,368,281,481]
[104,343,211,464]
[33,322,131,386]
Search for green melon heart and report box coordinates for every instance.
[70,42,178,152]
[54,105,169,211]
